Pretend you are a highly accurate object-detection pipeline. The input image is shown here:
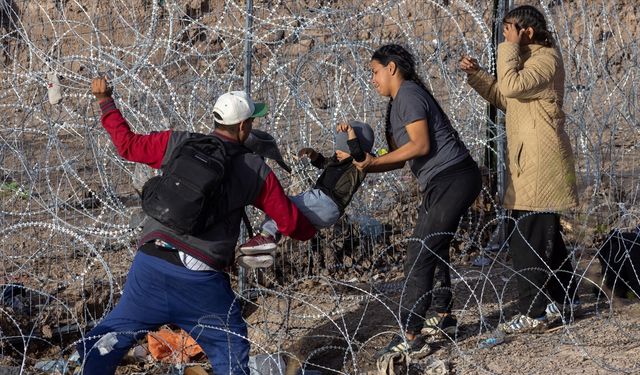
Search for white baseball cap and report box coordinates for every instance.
[213,91,268,125]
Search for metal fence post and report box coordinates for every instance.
[486,0,511,252]
[243,0,254,94]
[239,0,254,298]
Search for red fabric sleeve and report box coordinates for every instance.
[253,171,316,241]
[99,98,171,169]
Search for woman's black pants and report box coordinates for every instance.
[401,157,482,334]
[507,210,578,319]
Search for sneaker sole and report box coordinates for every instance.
[239,244,277,255]
[237,256,274,269]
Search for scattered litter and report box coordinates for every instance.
[68,351,80,365]
[376,351,409,375]
[148,327,203,363]
[47,72,62,105]
[168,364,185,375]
[248,353,286,375]
[376,347,448,375]
[478,332,505,349]
[34,359,67,373]
[53,322,83,336]
[420,357,449,375]
[471,256,491,267]
[126,344,148,362]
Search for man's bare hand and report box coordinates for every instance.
[91,76,113,101]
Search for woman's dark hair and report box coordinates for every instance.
[504,5,554,47]
[371,44,436,151]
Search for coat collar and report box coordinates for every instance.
[521,43,545,54]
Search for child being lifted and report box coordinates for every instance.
[238,120,374,267]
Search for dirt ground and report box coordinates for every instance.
[238,250,640,375]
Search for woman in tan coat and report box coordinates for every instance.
[460,5,579,334]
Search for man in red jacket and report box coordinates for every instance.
[77,77,316,374]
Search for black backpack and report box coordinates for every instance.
[141,133,245,235]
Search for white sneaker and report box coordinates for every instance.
[546,299,581,322]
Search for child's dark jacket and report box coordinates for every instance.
[311,139,367,214]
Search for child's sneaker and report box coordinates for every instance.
[376,334,429,359]
[237,254,274,269]
[421,314,458,338]
[498,314,547,334]
[239,233,277,255]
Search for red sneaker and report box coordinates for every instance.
[239,233,277,255]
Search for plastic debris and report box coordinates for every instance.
[47,72,62,105]
[471,255,491,267]
[126,344,148,362]
[148,327,203,363]
[34,359,67,373]
[478,333,505,349]
[248,353,286,375]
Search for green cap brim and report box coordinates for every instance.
[251,102,269,118]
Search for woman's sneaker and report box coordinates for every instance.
[239,233,277,255]
[498,314,547,334]
[421,314,458,338]
[376,334,430,359]
[237,254,274,269]
[545,299,581,322]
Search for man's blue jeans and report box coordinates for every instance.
[76,251,249,374]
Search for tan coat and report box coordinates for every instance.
[467,42,578,211]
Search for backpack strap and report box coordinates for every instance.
[209,134,254,236]
[241,210,254,237]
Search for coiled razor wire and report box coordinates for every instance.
[0,0,639,373]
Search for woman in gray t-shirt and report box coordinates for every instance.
[354,44,482,356]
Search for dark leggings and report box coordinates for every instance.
[507,210,578,318]
[401,157,482,333]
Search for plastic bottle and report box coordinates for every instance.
[478,334,505,349]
